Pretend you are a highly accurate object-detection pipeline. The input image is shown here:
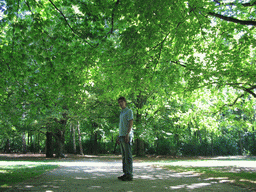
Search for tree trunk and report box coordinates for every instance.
[239,131,243,155]
[211,134,214,156]
[46,131,54,158]
[134,93,146,157]
[38,133,41,153]
[113,142,118,154]
[28,132,30,145]
[93,132,98,155]
[54,116,67,158]
[174,133,180,156]
[33,134,36,153]
[72,125,76,154]
[135,138,145,157]
[252,126,256,155]
[77,121,84,155]
[22,132,27,154]
[4,139,10,153]
[55,130,65,158]
[251,114,256,155]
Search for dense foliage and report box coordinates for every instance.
[0,0,255,157]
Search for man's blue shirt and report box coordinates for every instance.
[119,107,133,137]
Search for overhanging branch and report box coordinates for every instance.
[97,0,120,46]
[111,0,120,34]
[243,85,256,98]
[216,93,245,114]
[48,0,94,47]
[214,0,256,7]
[209,12,256,26]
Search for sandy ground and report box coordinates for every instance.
[2,156,254,192]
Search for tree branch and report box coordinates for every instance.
[95,0,121,46]
[242,85,256,98]
[171,60,187,68]
[216,93,245,114]
[25,0,34,17]
[213,0,256,7]
[111,0,120,34]
[9,0,20,76]
[208,12,256,26]
[2,58,10,71]
[48,0,94,47]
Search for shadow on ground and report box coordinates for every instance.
[3,158,251,192]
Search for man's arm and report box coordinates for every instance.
[127,119,133,134]
[125,119,133,143]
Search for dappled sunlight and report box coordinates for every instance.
[211,156,256,160]
[240,179,256,184]
[204,177,229,181]
[24,185,34,188]
[151,159,256,170]
[219,179,235,183]
[170,184,187,189]
[169,181,236,190]
[186,182,212,189]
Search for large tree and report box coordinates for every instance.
[1,0,255,156]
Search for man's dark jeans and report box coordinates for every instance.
[119,136,133,177]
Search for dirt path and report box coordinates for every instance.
[4,158,252,192]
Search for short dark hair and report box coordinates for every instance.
[118,96,126,102]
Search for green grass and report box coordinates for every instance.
[0,163,59,188]
[161,165,256,190]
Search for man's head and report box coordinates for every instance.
[118,97,127,109]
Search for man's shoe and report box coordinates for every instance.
[121,175,133,181]
[118,175,126,180]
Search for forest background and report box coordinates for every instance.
[0,0,256,158]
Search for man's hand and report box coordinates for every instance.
[125,134,129,143]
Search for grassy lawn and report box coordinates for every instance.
[0,162,59,189]
[160,165,256,190]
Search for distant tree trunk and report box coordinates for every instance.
[251,114,256,155]
[93,132,98,155]
[239,131,243,155]
[77,121,83,155]
[72,125,76,154]
[46,132,54,158]
[22,132,27,154]
[38,133,41,153]
[197,130,202,144]
[211,133,214,156]
[174,133,180,156]
[113,141,118,154]
[4,139,10,153]
[28,132,30,145]
[33,134,36,153]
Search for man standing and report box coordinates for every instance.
[116,97,133,181]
